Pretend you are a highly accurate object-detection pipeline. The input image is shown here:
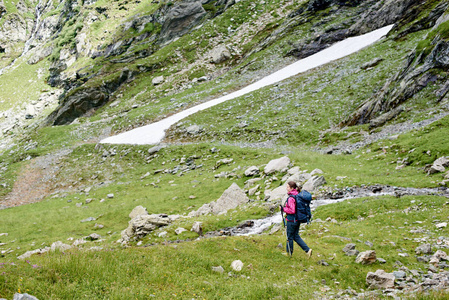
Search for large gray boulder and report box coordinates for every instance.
[302,175,327,192]
[366,269,395,289]
[210,44,231,64]
[189,183,249,217]
[129,206,149,219]
[158,0,207,45]
[264,157,290,175]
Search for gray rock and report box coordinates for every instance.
[366,269,395,289]
[120,214,175,243]
[148,145,164,155]
[191,222,203,235]
[417,256,430,263]
[303,175,327,192]
[13,294,40,300]
[210,44,231,64]
[365,241,374,248]
[231,260,243,271]
[248,185,259,196]
[107,193,114,198]
[393,271,407,279]
[318,260,329,266]
[244,166,259,177]
[175,227,187,235]
[50,241,72,252]
[87,233,101,241]
[158,0,207,45]
[186,125,202,135]
[345,249,360,257]
[81,217,96,223]
[17,247,50,260]
[415,244,432,255]
[264,156,290,174]
[189,183,249,217]
[342,243,356,253]
[310,168,323,175]
[356,250,377,265]
[152,76,164,85]
[377,258,387,264]
[129,206,149,219]
[212,266,224,273]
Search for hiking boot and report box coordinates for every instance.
[307,249,313,259]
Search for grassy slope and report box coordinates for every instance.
[1,194,448,299]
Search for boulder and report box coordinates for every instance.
[231,260,243,271]
[434,156,449,168]
[13,294,40,300]
[175,227,187,235]
[129,206,149,219]
[50,241,72,252]
[191,222,203,235]
[430,250,448,265]
[415,243,432,255]
[210,44,231,64]
[17,247,50,260]
[264,156,290,175]
[189,183,249,217]
[248,185,259,196]
[356,250,377,265]
[310,169,324,175]
[152,76,164,85]
[302,175,327,191]
[186,124,202,135]
[342,243,356,253]
[265,184,288,202]
[120,214,174,243]
[244,166,259,177]
[212,266,224,273]
[366,269,395,289]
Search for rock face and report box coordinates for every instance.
[158,0,207,45]
[188,183,249,217]
[341,7,449,128]
[366,269,395,289]
[45,69,134,125]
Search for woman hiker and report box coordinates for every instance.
[280,181,312,258]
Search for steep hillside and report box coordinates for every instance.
[1,0,449,299]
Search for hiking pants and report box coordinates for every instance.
[286,221,310,255]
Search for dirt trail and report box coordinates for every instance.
[0,149,72,208]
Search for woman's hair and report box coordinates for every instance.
[287,181,302,192]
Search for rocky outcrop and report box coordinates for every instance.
[120,213,181,243]
[158,0,207,45]
[341,18,449,127]
[45,68,135,125]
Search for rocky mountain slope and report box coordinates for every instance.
[1,0,449,299]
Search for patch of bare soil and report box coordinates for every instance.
[1,149,72,208]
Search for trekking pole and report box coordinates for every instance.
[280,206,292,257]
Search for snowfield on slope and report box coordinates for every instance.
[100,25,394,145]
